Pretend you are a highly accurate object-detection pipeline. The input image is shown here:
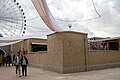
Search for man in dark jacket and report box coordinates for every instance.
[15,51,21,77]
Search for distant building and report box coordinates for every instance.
[0,33,3,37]
[88,37,110,40]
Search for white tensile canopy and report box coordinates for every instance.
[0,31,52,46]
[32,0,62,32]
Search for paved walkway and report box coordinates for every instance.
[0,66,120,80]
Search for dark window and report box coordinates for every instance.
[109,42,119,50]
[31,44,47,52]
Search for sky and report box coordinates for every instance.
[2,0,120,38]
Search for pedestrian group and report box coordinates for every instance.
[14,49,29,77]
[0,49,29,77]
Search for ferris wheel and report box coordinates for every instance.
[0,0,26,37]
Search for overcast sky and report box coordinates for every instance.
[17,0,120,38]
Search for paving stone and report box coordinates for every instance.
[0,66,120,80]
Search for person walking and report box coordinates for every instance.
[0,53,2,66]
[15,51,21,77]
[21,53,28,76]
[6,54,12,67]
[12,54,16,66]
[2,55,5,66]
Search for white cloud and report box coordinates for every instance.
[46,0,120,37]
[47,0,96,21]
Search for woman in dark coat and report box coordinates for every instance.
[21,54,28,76]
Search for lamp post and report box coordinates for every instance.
[68,24,72,31]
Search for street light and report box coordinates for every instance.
[68,24,72,31]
